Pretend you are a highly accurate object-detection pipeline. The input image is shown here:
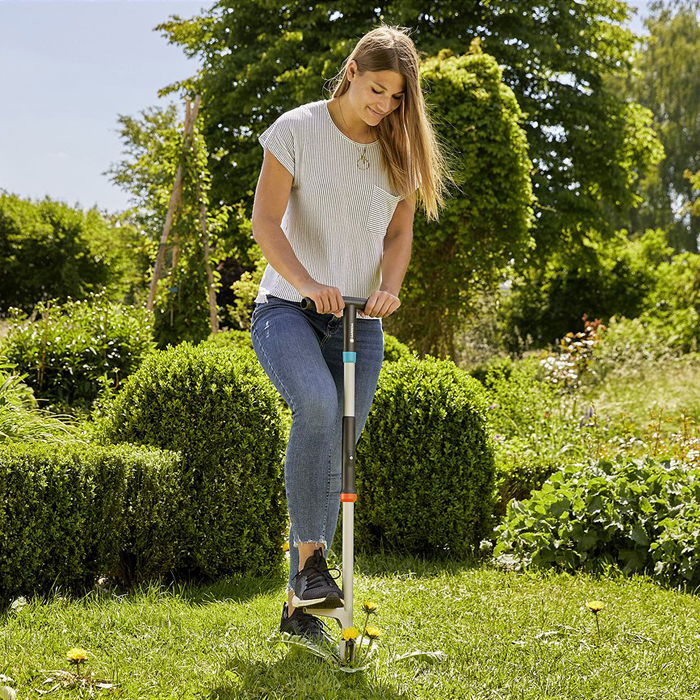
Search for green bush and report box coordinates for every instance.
[351,355,496,558]
[95,342,287,581]
[492,436,563,518]
[479,355,593,516]
[494,455,700,588]
[383,333,414,363]
[0,192,150,313]
[0,292,156,412]
[0,360,79,443]
[201,329,254,353]
[582,249,700,374]
[468,354,515,386]
[0,441,183,603]
[501,228,675,350]
[480,355,558,437]
[199,331,292,440]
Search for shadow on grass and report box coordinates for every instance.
[0,565,289,617]
[350,546,487,581]
[209,646,403,700]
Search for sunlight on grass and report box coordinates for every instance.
[3,553,700,698]
[584,356,700,430]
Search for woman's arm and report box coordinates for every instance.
[363,197,415,318]
[251,148,345,315]
[379,197,415,297]
[251,148,312,291]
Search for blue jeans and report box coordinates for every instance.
[250,295,384,593]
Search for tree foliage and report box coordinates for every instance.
[155,0,660,261]
[0,192,149,314]
[385,45,535,357]
[615,1,700,252]
[119,0,665,357]
[105,105,238,346]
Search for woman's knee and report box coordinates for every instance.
[291,382,338,423]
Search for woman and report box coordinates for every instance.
[250,23,449,643]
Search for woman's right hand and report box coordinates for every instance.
[296,280,345,317]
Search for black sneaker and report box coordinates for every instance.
[279,601,333,645]
[291,547,344,608]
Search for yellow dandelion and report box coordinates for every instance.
[586,600,605,613]
[66,647,87,663]
[341,627,360,641]
[282,541,289,552]
[364,626,382,640]
[362,601,378,614]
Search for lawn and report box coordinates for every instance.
[2,550,700,699]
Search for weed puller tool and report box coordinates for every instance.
[299,294,367,663]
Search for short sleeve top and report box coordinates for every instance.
[254,99,409,305]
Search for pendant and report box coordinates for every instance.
[357,151,370,170]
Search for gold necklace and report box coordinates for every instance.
[338,99,371,170]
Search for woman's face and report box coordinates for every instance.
[348,62,406,124]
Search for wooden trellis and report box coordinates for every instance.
[146,95,219,334]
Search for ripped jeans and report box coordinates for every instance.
[250,295,384,593]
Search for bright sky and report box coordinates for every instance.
[0,0,651,216]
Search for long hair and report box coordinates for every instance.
[326,24,454,222]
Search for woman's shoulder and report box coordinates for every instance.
[273,100,325,128]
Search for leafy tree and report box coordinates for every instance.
[387,44,535,357]
[0,192,148,314]
[104,105,238,346]
[500,227,676,350]
[613,0,700,252]
[117,0,663,356]
[155,0,660,263]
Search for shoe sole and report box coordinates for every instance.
[292,593,344,608]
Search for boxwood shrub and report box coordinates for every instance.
[203,327,413,364]
[202,329,254,353]
[494,455,700,588]
[95,342,287,581]
[0,441,183,603]
[383,333,414,363]
[350,354,496,558]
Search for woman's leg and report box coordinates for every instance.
[250,298,344,603]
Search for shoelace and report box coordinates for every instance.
[294,610,331,642]
[293,556,342,591]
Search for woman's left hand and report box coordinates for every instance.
[359,290,401,319]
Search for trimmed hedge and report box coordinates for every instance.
[382,333,414,363]
[351,354,496,558]
[202,329,254,353]
[202,327,413,364]
[0,441,183,603]
[95,342,287,581]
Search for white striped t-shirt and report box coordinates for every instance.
[254,99,408,309]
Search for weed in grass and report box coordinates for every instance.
[30,647,118,695]
[268,597,446,678]
[586,600,605,644]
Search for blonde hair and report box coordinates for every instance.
[326,24,454,222]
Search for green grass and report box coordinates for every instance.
[2,551,700,699]
[583,355,700,432]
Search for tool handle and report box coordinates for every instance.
[300,296,367,312]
